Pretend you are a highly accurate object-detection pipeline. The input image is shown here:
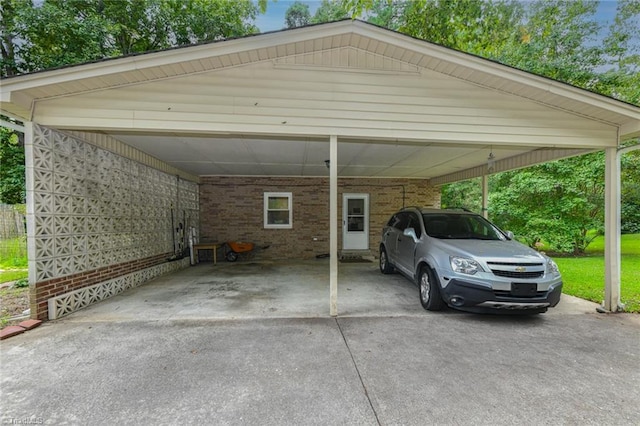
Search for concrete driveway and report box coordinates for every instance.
[2,261,639,425]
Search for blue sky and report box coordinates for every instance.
[254,0,621,33]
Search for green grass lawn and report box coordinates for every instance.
[0,236,28,284]
[553,234,640,313]
[0,269,28,283]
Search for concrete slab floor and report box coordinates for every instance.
[1,260,639,425]
[62,259,427,322]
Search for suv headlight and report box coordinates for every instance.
[450,256,483,275]
[546,258,560,276]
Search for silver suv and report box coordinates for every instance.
[379,207,562,314]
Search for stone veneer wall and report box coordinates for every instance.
[25,124,199,320]
[199,176,440,260]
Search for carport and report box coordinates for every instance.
[1,20,639,321]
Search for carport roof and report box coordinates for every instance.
[2,20,639,183]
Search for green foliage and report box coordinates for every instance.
[311,0,350,24]
[0,236,28,269]
[162,0,260,46]
[14,0,113,73]
[440,178,483,213]
[0,269,28,284]
[364,0,404,30]
[0,126,25,204]
[499,0,602,87]
[0,0,22,76]
[284,1,311,28]
[595,0,640,105]
[490,153,606,254]
[621,146,640,233]
[401,0,524,60]
[14,277,28,288]
[2,0,262,77]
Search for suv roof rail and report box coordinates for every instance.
[443,207,474,213]
[402,206,422,211]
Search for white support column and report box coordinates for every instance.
[482,175,489,219]
[329,135,338,316]
[23,122,37,286]
[603,146,621,312]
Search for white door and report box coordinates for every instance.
[343,193,369,250]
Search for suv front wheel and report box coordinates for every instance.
[379,246,394,274]
[419,266,444,311]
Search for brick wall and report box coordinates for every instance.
[199,176,440,260]
[30,252,174,321]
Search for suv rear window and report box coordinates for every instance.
[422,213,505,240]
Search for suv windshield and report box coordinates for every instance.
[422,213,505,240]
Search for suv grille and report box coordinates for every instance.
[491,270,544,279]
[487,262,545,279]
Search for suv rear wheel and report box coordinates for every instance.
[419,266,444,311]
[379,246,394,274]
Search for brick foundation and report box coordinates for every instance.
[30,252,176,321]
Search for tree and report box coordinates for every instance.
[440,178,483,213]
[311,0,350,24]
[162,0,261,46]
[489,153,607,254]
[593,0,640,105]
[0,0,21,77]
[398,0,524,60]
[284,1,311,29]
[342,0,524,58]
[13,0,113,73]
[621,145,640,234]
[365,0,410,31]
[498,0,602,88]
[0,127,25,204]
[1,0,263,77]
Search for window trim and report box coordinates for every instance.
[264,192,293,229]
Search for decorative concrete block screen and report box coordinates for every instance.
[48,259,188,320]
[26,124,199,320]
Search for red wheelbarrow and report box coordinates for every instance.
[224,241,270,262]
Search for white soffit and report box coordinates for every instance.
[107,132,587,180]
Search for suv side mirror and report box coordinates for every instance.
[504,231,514,240]
[403,227,419,243]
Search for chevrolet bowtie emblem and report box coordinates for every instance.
[515,266,526,272]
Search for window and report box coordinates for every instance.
[264,192,292,229]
